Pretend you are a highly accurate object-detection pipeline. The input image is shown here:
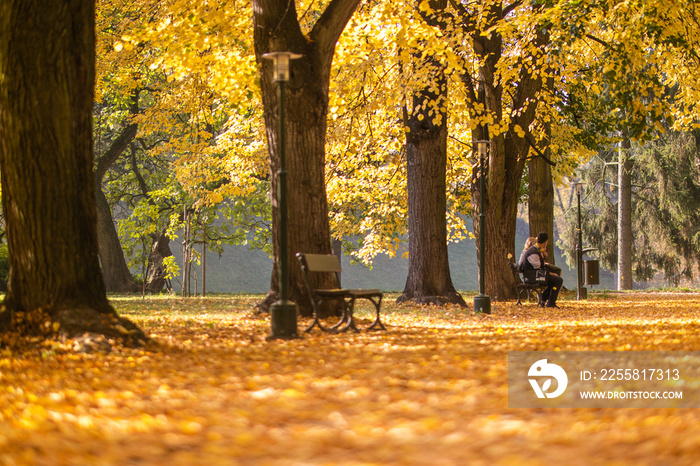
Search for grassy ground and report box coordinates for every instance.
[2,291,700,465]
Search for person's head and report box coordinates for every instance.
[523,236,536,250]
[536,232,549,248]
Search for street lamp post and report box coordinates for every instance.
[575,181,585,300]
[473,140,491,314]
[262,51,302,339]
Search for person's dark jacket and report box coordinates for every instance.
[518,245,544,283]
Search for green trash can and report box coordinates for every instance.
[584,259,599,286]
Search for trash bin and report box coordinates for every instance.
[584,259,599,286]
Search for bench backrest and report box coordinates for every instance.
[296,253,342,291]
[509,261,520,275]
[298,253,342,273]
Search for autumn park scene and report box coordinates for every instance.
[2,0,700,464]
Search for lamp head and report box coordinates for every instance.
[473,140,490,160]
[262,52,303,82]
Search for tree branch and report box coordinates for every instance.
[417,0,449,29]
[94,123,138,183]
[130,143,152,198]
[448,134,471,148]
[138,137,169,151]
[449,0,476,32]
[503,0,523,17]
[94,88,141,183]
[522,132,556,166]
[458,67,479,110]
[309,0,362,65]
[585,33,609,48]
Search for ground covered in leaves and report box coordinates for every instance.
[2,292,700,465]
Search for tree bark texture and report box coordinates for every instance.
[528,149,554,261]
[253,0,361,316]
[466,5,549,300]
[470,131,526,301]
[0,0,145,344]
[528,62,556,262]
[398,63,465,306]
[96,188,139,292]
[145,230,173,293]
[94,123,140,292]
[618,137,633,290]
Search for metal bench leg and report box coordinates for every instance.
[304,315,321,333]
[305,298,330,333]
[304,310,325,333]
[366,296,386,331]
[335,298,359,333]
[516,288,523,306]
[329,300,351,331]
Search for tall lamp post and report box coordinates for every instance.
[575,181,585,300]
[473,140,491,314]
[262,51,302,339]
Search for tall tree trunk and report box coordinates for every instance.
[96,188,139,292]
[528,131,554,261]
[332,237,343,284]
[465,4,550,301]
[253,0,361,316]
[528,62,556,261]
[468,6,518,301]
[398,62,465,306]
[618,136,633,290]
[145,230,172,293]
[0,0,145,344]
[471,133,526,301]
[94,122,139,293]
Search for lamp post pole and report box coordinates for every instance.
[473,140,491,314]
[262,52,302,339]
[575,182,584,301]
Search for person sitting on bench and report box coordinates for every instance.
[518,232,564,308]
[522,236,561,276]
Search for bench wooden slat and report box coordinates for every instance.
[314,288,350,297]
[300,253,342,273]
[348,289,381,298]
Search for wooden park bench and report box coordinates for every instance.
[509,260,547,306]
[297,253,385,333]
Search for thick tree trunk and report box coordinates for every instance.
[253,0,361,316]
[0,0,145,345]
[398,66,465,306]
[618,136,633,290]
[96,181,140,293]
[528,153,554,261]
[94,121,140,293]
[471,135,525,301]
[528,71,556,261]
[466,6,549,301]
[468,9,522,301]
[257,75,336,316]
[145,230,173,293]
[332,237,343,284]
